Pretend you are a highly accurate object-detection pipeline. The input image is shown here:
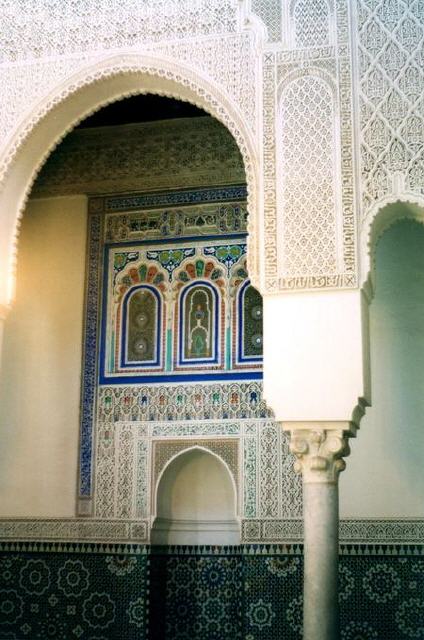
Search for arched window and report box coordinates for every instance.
[236,281,263,364]
[121,285,162,368]
[178,282,219,366]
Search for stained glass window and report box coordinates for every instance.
[123,286,161,366]
[238,282,263,362]
[180,283,218,364]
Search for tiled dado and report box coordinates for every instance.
[0,543,423,639]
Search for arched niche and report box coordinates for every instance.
[341,214,424,518]
[151,447,239,545]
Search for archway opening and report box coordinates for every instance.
[151,448,239,545]
[342,213,424,518]
[0,83,272,531]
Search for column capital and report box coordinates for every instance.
[283,422,356,483]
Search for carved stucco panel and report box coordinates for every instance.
[264,0,357,290]
[357,0,424,215]
[6,1,423,294]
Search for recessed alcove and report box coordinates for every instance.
[151,448,239,545]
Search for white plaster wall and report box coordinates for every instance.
[263,289,369,422]
[0,196,87,517]
[341,219,424,517]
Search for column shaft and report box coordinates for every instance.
[303,482,339,640]
[287,426,353,640]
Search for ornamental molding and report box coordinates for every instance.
[0,518,423,547]
[93,418,303,533]
[243,518,424,546]
[261,0,358,292]
[0,0,244,65]
[355,0,424,220]
[0,518,149,543]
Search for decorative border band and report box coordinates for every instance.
[0,518,422,546]
[0,539,422,558]
[0,519,148,543]
[242,518,424,544]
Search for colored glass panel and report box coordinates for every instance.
[242,285,263,358]
[183,285,214,361]
[126,288,158,363]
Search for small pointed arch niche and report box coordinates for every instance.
[151,446,240,545]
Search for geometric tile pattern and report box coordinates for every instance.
[1,545,423,639]
[0,549,148,640]
[149,551,243,639]
[339,554,424,640]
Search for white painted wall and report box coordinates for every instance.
[341,219,424,517]
[0,196,87,517]
[152,448,239,544]
[263,289,369,422]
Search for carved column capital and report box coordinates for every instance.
[285,423,355,484]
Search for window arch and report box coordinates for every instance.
[120,285,162,368]
[178,281,220,367]
[236,280,263,365]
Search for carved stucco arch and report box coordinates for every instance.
[360,193,424,293]
[152,444,239,522]
[0,53,260,308]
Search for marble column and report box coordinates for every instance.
[287,425,354,640]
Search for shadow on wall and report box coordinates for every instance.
[151,448,239,545]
